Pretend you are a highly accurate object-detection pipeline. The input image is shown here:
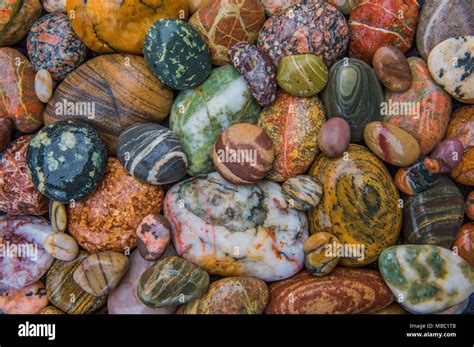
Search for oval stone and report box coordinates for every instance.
[454,223,474,268]
[379,245,474,314]
[258,91,325,182]
[308,144,402,266]
[372,46,412,93]
[27,120,108,203]
[430,138,464,173]
[42,0,66,12]
[136,214,171,261]
[34,69,53,103]
[385,57,452,155]
[266,268,394,314]
[394,157,441,196]
[177,277,268,314]
[144,18,211,90]
[277,54,328,97]
[117,123,188,185]
[138,256,210,307]
[321,58,384,142]
[43,232,79,261]
[364,121,421,166]
[304,232,340,276]
[49,201,67,232]
[164,172,308,281]
[281,175,323,211]
[317,117,351,158]
[402,176,465,249]
[0,281,48,314]
[170,65,261,175]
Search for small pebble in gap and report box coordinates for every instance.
[282,175,323,211]
[317,118,351,158]
[34,69,53,103]
[43,232,79,261]
[49,200,67,232]
[304,232,341,276]
[430,138,464,173]
[136,214,171,261]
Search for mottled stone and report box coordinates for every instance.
[282,175,323,211]
[372,46,412,92]
[454,223,474,268]
[317,118,351,158]
[43,232,79,261]
[261,0,302,16]
[0,0,41,46]
[136,214,171,261]
[304,232,340,276]
[0,281,48,314]
[394,157,441,196]
[42,0,66,12]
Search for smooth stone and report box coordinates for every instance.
[416,0,473,60]
[258,91,325,182]
[0,281,48,314]
[0,215,54,290]
[138,256,210,307]
[228,42,277,107]
[107,248,177,314]
[282,175,323,211]
[34,69,53,103]
[49,201,67,232]
[467,192,474,220]
[326,0,361,15]
[321,58,384,142]
[42,0,66,12]
[136,215,171,261]
[428,36,474,104]
[266,268,394,314]
[309,144,401,266]
[317,117,351,158]
[372,46,412,93]
[379,245,474,314]
[0,118,13,152]
[261,0,302,16]
[37,306,65,314]
[277,54,328,97]
[164,172,308,281]
[144,18,211,90]
[117,123,188,185]
[431,138,464,173]
[0,0,41,47]
[450,148,474,186]
[364,121,421,166]
[178,277,268,314]
[394,157,441,196]
[170,65,261,175]
[46,251,107,314]
[73,252,129,297]
[27,13,88,81]
[402,176,465,249]
[188,0,211,13]
[189,0,265,65]
[212,123,274,185]
[0,136,49,215]
[454,223,474,268]
[27,120,108,203]
[43,232,79,261]
[258,1,349,67]
[385,57,452,155]
[349,0,419,63]
[304,232,340,276]
[445,106,473,150]
[0,48,44,133]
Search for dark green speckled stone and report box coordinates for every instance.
[144,18,211,90]
[27,120,107,203]
[321,58,383,142]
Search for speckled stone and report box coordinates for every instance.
[229,42,277,107]
[258,0,349,67]
[282,175,323,211]
[0,0,41,47]
[43,232,79,261]
[42,0,66,12]
[144,18,211,90]
[27,13,88,81]
[379,245,473,314]
[117,123,188,185]
[164,172,308,281]
[27,120,108,203]
[304,232,340,276]
[261,0,302,16]
[136,214,171,261]
[394,157,441,195]
[34,69,53,103]
[0,281,48,314]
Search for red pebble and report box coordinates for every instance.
[136,214,171,261]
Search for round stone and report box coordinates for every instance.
[117,123,188,185]
[73,252,129,297]
[0,281,48,314]
[136,214,171,261]
[138,256,210,307]
[49,201,67,232]
[428,36,474,104]
[304,232,340,276]
[317,117,351,158]
[454,223,474,267]
[228,42,277,107]
[34,69,53,103]
[68,158,164,253]
[43,232,79,261]
[277,54,328,97]
[431,138,464,173]
[258,0,349,67]
[282,175,323,211]
[144,18,211,90]
[27,120,108,203]
[394,157,441,196]
[212,123,274,185]
[372,46,412,93]
[42,0,66,12]
[0,0,41,47]
[27,13,88,81]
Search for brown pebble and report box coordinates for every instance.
[372,46,412,92]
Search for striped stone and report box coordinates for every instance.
[282,175,323,211]
[117,124,188,185]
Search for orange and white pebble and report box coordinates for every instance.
[35,69,53,103]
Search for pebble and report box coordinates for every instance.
[431,138,464,173]
[281,176,323,211]
[317,118,351,158]
[304,232,340,276]
[261,0,302,16]
[277,54,328,97]
[0,281,48,314]
[49,201,67,232]
[450,148,474,186]
[454,223,474,268]
[394,157,441,196]
[379,245,473,314]
[73,252,129,297]
[34,69,53,103]
[212,123,274,185]
[372,46,412,93]
[138,256,210,307]
[467,192,474,220]
[364,121,421,167]
[42,0,66,13]
[43,232,79,261]
[136,215,171,261]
